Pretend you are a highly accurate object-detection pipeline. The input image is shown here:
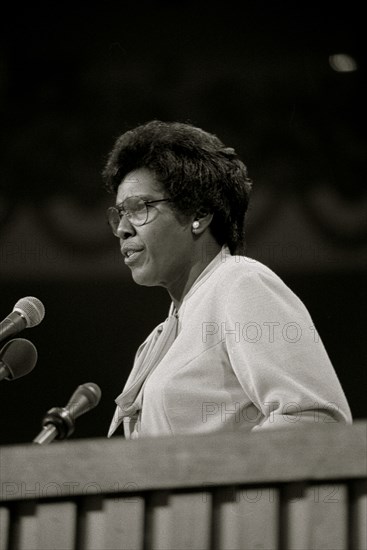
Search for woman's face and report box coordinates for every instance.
[115,168,194,295]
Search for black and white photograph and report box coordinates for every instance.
[0,2,366,549]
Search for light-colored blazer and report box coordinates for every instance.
[109,247,352,438]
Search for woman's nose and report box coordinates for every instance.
[116,215,136,239]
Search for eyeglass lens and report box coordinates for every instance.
[108,197,148,234]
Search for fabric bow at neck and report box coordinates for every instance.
[107,303,178,437]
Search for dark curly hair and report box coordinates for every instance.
[102,120,253,254]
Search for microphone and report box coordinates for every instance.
[33,382,102,445]
[0,338,38,382]
[0,297,45,343]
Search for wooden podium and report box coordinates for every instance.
[1,421,366,549]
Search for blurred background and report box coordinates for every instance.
[0,1,365,444]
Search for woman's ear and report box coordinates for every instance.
[191,212,214,234]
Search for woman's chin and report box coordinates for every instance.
[130,267,157,287]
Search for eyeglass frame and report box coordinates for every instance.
[107,196,171,235]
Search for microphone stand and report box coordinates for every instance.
[33,407,75,445]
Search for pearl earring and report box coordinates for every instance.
[192,221,200,230]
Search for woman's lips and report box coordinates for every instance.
[123,249,144,265]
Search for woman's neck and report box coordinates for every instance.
[168,241,222,311]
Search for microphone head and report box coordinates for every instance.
[0,338,38,380]
[13,296,45,328]
[82,382,102,407]
[66,382,102,419]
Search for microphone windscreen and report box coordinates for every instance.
[66,382,102,419]
[13,296,45,327]
[82,382,102,407]
[0,338,38,379]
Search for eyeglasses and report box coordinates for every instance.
[107,196,170,236]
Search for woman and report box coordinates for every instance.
[103,120,352,439]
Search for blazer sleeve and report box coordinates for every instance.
[224,272,352,430]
